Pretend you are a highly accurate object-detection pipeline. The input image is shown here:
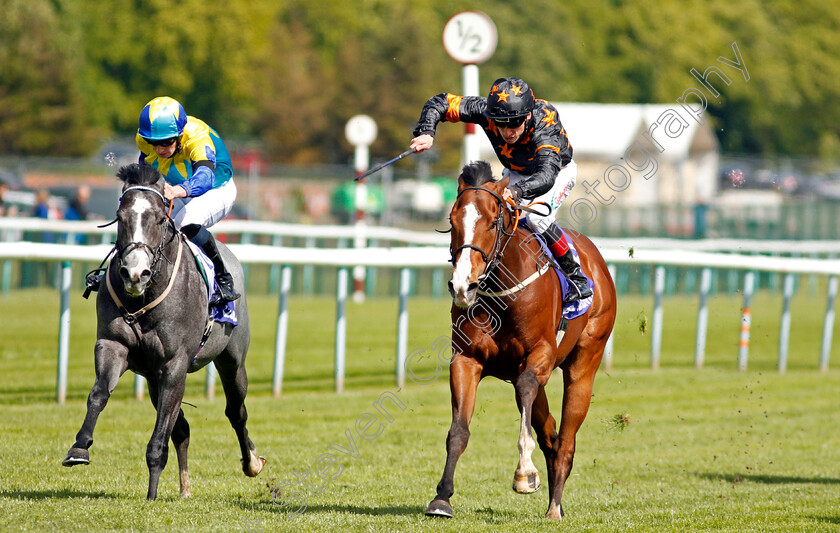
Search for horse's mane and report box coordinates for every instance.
[460,160,495,186]
[117,163,163,187]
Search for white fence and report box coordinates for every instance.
[6,217,840,254]
[1,224,838,403]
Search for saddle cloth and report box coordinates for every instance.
[184,240,238,327]
[520,223,594,345]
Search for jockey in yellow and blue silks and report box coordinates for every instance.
[137,96,239,303]
[88,96,239,303]
[137,97,234,198]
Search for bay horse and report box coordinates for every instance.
[425,161,616,520]
[62,163,265,500]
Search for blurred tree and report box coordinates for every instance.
[0,0,93,155]
[5,0,840,162]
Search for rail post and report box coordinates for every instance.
[272,265,292,397]
[694,267,711,369]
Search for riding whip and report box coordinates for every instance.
[354,149,416,181]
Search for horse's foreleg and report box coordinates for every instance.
[145,364,187,500]
[63,340,128,467]
[425,356,482,518]
[147,379,191,498]
[216,354,265,477]
[512,370,542,494]
[547,355,600,520]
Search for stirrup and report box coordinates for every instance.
[563,279,592,305]
[211,273,241,305]
[83,270,105,299]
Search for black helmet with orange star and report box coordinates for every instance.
[484,77,535,121]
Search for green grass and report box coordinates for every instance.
[1,288,839,532]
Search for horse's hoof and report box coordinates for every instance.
[62,448,90,467]
[512,471,541,494]
[546,508,563,520]
[425,499,454,518]
[241,454,266,477]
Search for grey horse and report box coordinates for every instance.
[62,163,265,500]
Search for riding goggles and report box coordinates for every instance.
[144,137,178,147]
[492,116,527,128]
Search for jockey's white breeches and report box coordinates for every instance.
[506,160,577,234]
[170,179,237,229]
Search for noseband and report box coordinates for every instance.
[450,186,518,282]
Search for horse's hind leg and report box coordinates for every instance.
[63,340,128,466]
[147,378,192,498]
[171,410,191,497]
[425,356,482,518]
[530,385,559,497]
[530,386,562,519]
[547,351,601,520]
[215,354,265,477]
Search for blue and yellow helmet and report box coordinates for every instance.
[138,96,187,140]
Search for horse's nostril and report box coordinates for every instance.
[141,269,151,280]
[467,282,479,293]
[119,267,130,280]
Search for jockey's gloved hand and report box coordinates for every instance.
[507,184,523,204]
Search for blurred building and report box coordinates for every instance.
[478,102,720,207]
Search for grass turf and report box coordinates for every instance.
[1,288,838,532]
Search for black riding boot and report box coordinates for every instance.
[182,223,240,305]
[555,248,593,305]
[201,236,241,304]
[540,224,593,305]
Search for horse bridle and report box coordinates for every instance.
[97,185,184,329]
[115,186,177,281]
[450,186,519,283]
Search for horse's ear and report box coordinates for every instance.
[456,173,469,192]
[116,163,140,184]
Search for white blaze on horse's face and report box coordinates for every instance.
[130,198,153,244]
[120,197,155,296]
[451,202,481,308]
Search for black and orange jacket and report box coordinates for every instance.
[412,93,573,200]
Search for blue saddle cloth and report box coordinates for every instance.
[185,240,238,327]
[520,222,594,322]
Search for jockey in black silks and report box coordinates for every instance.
[410,76,592,304]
